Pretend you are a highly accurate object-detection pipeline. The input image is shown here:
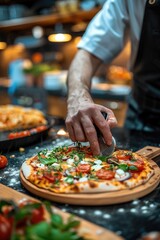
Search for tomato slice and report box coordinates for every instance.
[43,171,62,182]
[0,214,12,240]
[0,155,8,169]
[8,125,47,139]
[20,200,45,224]
[8,130,30,139]
[76,164,91,173]
[129,159,145,172]
[30,205,45,224]
[35,125,47,132]
[96,169,115,180]
[116,151,132,160]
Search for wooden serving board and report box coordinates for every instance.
[20,146,160,206]
[0,184,123,240]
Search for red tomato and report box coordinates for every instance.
[116,152,132,160]
[8,130,30,139]
[30,205,45,224]
[36,125,47,132]
[76,164,91,173]
[0,214,12,240]
[18,200,45,225]
[43,171,62,182]
[96,169,115,180]
[0,155,8,169]
[129,159,145,172]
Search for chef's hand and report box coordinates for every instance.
[65,102,117,155]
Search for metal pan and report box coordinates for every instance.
[0,115,64,152]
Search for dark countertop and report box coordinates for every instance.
[0,124,160,240]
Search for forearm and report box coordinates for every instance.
[66,49,117,155]
[67,49,102,107]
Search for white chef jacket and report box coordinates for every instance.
[78,0,147,70]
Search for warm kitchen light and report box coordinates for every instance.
[0,42,7,50]
[57,129,69,137]
[32,26,44,39]
[48,33,72,43]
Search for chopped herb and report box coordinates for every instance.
[65,176,74,184]
[109,164,115,170]
[88,174,97,180]
[130,158,137,162]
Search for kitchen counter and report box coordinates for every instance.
[0,79,130,126]
[0,124,160,240]
[0,78,131,102]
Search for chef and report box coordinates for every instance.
[66,0,160,155]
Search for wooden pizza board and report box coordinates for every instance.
[20,146,160,206]
[0,183,123,240]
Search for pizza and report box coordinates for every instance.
[0,199,86,240]
[21,144,155,194]
[0,105,47,131]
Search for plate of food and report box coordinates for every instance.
[0,105,64,152]
[20,144,160,205]
[0,184,123,240]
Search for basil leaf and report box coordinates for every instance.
[50,228,84,240]
[26,222,50,239]
[96,155,107,162]
[62,220,80,231]
[118,164,129,172]
[129,165,138,171]
[51,214,63,228]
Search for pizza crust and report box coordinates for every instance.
[22,162,32,179]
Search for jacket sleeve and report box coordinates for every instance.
[78,0,129,63]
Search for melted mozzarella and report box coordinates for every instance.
[115,169,130,181]
[91,165,103,171]
[66,158,74,165]
[94,160,102,165]
[31,161,45,169]
[51,163,61,170]
[78,176,88,182]
[79,160,87,164]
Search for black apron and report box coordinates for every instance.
[124,0,160,131]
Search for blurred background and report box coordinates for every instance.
[0,0,132,126]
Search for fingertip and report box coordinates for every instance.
[108,118,117,128]
[90,141,101,156]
